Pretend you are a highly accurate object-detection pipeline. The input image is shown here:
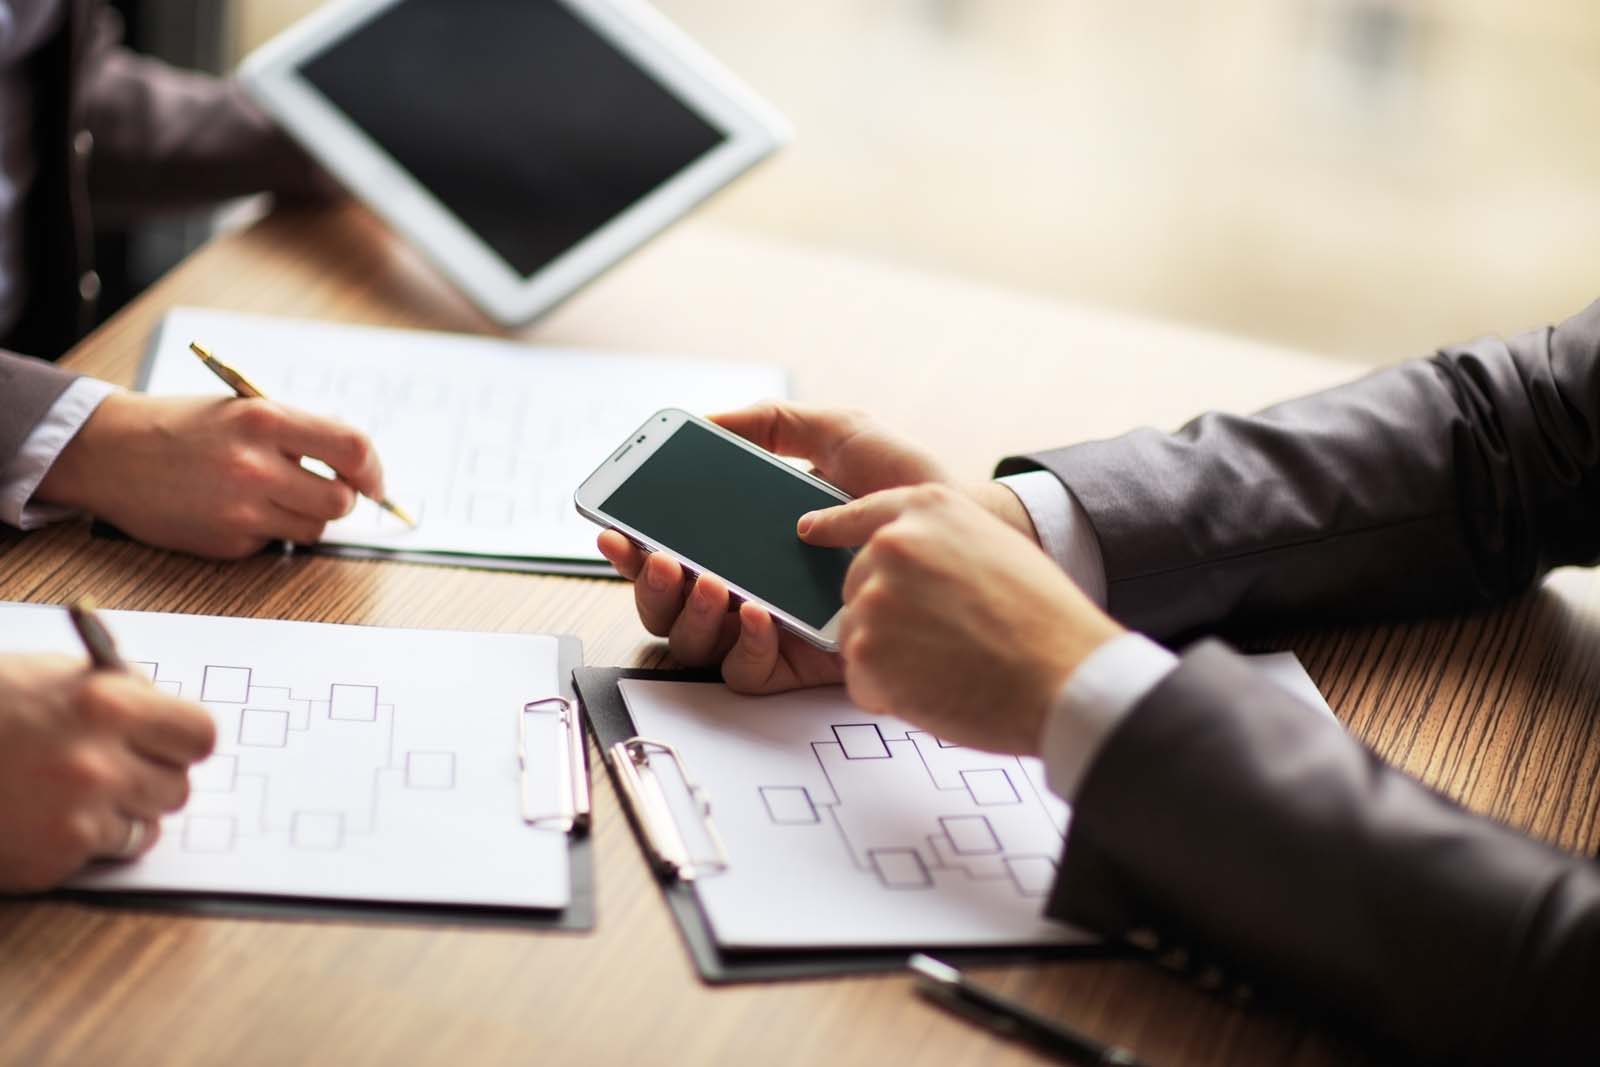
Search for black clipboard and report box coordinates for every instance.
[132,317,615,578]
[574,666,1121,983]
[55,638,594,932]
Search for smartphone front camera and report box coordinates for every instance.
[637,436,646,443]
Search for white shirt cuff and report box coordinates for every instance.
[0,377,118,530]
[1039,632,1179,802]
[997,470,1108,607]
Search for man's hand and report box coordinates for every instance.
[800,484,1123,755]
[598,403,1039,693]
[0,655,216,892]
[36,394,386,559]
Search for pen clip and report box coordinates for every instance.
[608,736,728,882]
[519,696,591,834]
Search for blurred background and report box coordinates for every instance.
[115,0,1600,366]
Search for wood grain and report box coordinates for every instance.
[0,202,1593,1067]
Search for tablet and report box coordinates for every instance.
[241,0,790,325]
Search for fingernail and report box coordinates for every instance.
[797,513,815,535]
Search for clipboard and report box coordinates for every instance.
[131,309,787,579]
[574,666,1122,983]
[58,637,595,932]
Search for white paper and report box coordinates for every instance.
[0,603,571,909]
[617,652,1336,949]
[141,308,788,562]
[619,679,1088,950]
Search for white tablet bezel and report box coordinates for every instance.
[241,0,791,325]
[574,409,849,651]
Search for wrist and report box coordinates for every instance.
[966,480,1042,545]
[34,392,139,513]
[1027,617,1125,756]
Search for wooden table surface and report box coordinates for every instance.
[1,203,1595,1067]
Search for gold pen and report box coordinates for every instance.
[189,341,417,529]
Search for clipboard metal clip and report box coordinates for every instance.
[520,696,591,834]
[610,737,728,882]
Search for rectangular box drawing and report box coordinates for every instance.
[760,786,820,825]
[869,847,933,889]
[940,814,1002,855]
[291,811,345,851]
[190,753,239,792]
[329,684,379,722]
[129,661,158,682]
[832,723,891,760]
[201,665,252,703]
[154,680,182,696]
[1005,856,1058,897]
[962,768,1021,806]
[405,751,457,790]
[239,708,290,748]
[182,815,237,853]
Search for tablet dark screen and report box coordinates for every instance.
[299,0,727,278]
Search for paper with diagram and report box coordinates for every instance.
[139,307,788,566]
[0,602,573,909]
[617,653,1336,949]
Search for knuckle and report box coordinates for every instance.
[232,452,275,491]
[234,400,284,437]
[64,748,117,795]
[169,774,191,812]
[870,524,915,561]
[78,676,128,727]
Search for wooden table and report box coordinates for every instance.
[1,203,1595,1066]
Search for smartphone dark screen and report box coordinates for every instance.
[600,422,851,630]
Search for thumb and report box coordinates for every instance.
[797,487,916,548]
[721,603,782,692]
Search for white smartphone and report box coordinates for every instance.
[574,409,851,651]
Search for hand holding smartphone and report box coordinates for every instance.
[574,409,852,650]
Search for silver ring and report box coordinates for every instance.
[117,818,149,859]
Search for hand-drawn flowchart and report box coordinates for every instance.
[128,660,457,858]
[757,721,1067,899]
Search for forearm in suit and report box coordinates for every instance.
[76,5,329,224]
[0,351,75,468]
[1049,641,1599,1063]
[998,299,1600,639]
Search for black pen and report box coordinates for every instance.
[908,954,1149,1066]
[67,598,128,673]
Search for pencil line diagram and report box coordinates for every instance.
[756,722,1066,897]
[131,661,456,855]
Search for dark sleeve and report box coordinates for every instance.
[997,300,1600,639]
[1046,640,1600,1064]
[0,351,77,469]
[76,6,333,223]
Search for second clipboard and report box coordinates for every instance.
[573,666,1122,984]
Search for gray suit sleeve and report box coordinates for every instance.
[998,300,1600,639]
[1048,641,1600,1064]
[0,351,77,471]
[77,6,333,224]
